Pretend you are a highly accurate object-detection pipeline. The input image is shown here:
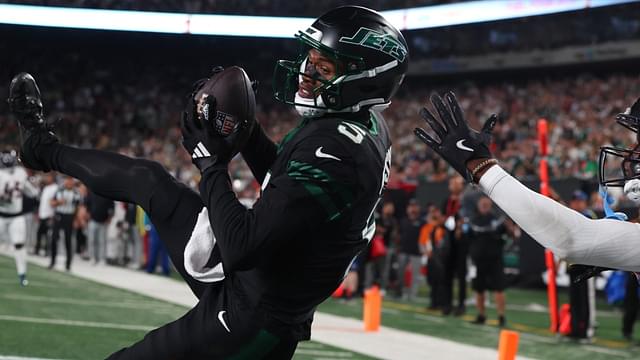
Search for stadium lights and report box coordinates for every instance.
[0,0,635,38]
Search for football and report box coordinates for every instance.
[194,66,256,137]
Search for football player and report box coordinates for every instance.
[0,149,38,286]
[7,6,407,359]
[415,93,640,272]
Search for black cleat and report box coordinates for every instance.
[7,72,58,171]
[472,314,486,325]
[7,72,45,130]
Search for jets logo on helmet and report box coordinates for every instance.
[339,27,408,62]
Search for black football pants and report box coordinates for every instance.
[50,213,74,270]
[35,217,51,255]
[39,143,298,359]
[568,269,590,339]
[623,272,638,337]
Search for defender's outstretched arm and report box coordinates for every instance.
[479,164,640,272]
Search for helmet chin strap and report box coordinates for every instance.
[294,92,327,118]
[624,178,640,203]
[295,57,327,118]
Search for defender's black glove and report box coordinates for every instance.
[414,92,497,182]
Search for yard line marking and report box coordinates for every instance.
[0,279,61,288]
[1,294,176,311]
[0,356,65,360]
[412,314,445,324]
[0,315,156,331]
[380,307,400,315]
[518,332,559,344]
[581,345,632,358]
[293,349,353,357]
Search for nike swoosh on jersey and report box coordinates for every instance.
[315,147,341,161]
[455,139,474,152]
[218,310,231,333]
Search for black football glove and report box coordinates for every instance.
[181,94,235,173]
[181,66,256,173]
[414,92,497,182]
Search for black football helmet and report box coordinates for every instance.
[599,97,640,193]
[0,150,18,168]
[273,6,409,118]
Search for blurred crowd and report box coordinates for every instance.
[2,69,639,192]
[390,73,640,185]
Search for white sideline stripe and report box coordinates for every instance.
[0,356,65,360]
[0,315,155,331]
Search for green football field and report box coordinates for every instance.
[317,284,640,359]
[0,255,374,360]
[3,252,640,360]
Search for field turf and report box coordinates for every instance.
[318,283,640,359]
[0,255,374,359]
[4,252,640,359]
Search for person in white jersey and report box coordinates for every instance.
[0,150,38,285]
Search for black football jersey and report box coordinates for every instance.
[201,111,391,340]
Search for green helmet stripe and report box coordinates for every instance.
[287,160,355,221]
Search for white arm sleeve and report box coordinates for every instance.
[479,165,640,272]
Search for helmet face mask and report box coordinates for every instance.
[0,150,18,168]
[273,42,356,117]
[598,97,640,192]
[273,6,409,117]
[599,144,640,188]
